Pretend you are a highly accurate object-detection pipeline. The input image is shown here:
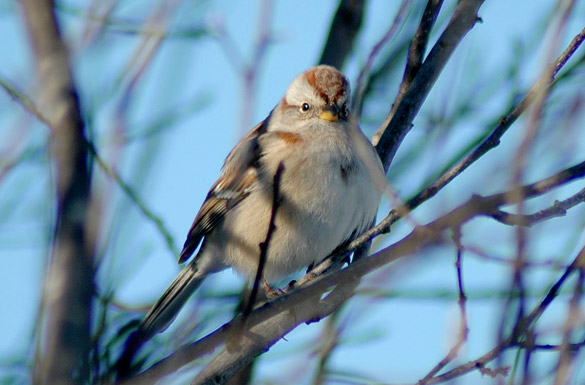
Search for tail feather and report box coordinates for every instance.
[140,262,206,337]
[116,262,206,378]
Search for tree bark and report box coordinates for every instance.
[20,1,95,384]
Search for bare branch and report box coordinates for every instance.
[0,76,180,257]
[491,187,585,226]
[243,162,285,317]
[388,0,444,120]
[341,25,585,256]
[8,2,584,384]
[502,15,584,378]
[524,341,585,352]
[20,0,94,383]
[311,315,341,385]
[421,245,585,385]
[374,0,485,171]
[217,0,274,134]
[353,0,411,117]
[553,261,584,385]
[119,160,585,385]
[418,228,468,384]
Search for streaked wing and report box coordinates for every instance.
[178,118,269,263]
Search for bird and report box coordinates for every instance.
[117,65,384,372]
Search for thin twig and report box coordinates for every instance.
[421,245,585,385]
[374,0,485,170]
[505,10,581,381]
[463,244,572,270]
[418,227,468,384]
[243,162,285,317]
[335,25,585,259]
[353,0,411,116]
[0,77,51,126]
[56,2,211,39]
[85,141,180,256]
[387,0,444,121]
[491,187,585,226]
[217,0,273,134]
[553,258,585,385]
[119,161,585,385]
[311,314,340,385]
[0,76,180,257]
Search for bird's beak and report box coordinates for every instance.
[319,104,339,122]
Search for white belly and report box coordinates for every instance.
[208,132,382,281]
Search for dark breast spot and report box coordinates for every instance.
[340,162,357,183]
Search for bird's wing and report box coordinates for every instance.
[177,118,269,263]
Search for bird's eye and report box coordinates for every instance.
[341,104,349,119]
[300,103,311,112]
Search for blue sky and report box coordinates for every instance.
[1,1,585,384]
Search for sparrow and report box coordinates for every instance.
[117,65,384,372]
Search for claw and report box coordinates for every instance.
[262,279,285,299]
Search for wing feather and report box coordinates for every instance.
[178,118,269,263]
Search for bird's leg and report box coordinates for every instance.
[262,278,285,299]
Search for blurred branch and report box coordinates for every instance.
[0,77,51,126]
[526,341,585,351]
[419,228,468,384]
[412,26,585,201]
[123,93,212,143]
[56,1,210,39]
[373,0,485,171]
[216,0,273,133]
[346,24,585,254]
[513,0,579,183]
[504,12,582,365]
[554,263,584,385]
[120,160,585,385]
[358,286,574,300]
[319,0,367,69]
[422,244,585,385]
[0,76,180,257]
[352,35,412,118]
[353,0,411,116]
[114,0,173,101]
[20,0,94,384]
[311,315,341,385]
[118,22,585,382]
[86,141,180,257]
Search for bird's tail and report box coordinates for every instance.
[116,262,206,378]
[140,262,206,336]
